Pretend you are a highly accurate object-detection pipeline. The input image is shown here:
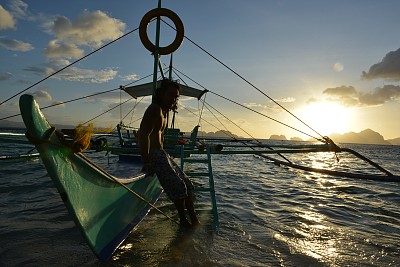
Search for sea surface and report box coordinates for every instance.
[1,129,400,266]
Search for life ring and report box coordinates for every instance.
[139,8,184,55]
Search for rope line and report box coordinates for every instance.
[160,17,326,142]
[203,100,257,142]
[0,73,154,122]
[78,154,180,225]
[82,98,133,125]
[172,67,321,141]
[26,127,180,224]
[201,100,292,163]
[182,34,327,142]
[0,27,140,106]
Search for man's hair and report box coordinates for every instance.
[153,79,181,110]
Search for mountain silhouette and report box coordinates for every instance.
[270,129,399,145]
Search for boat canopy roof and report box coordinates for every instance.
[123,81,207,100]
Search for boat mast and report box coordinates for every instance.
[151,0,163,101]
[169,54,176,128]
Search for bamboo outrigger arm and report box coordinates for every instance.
[176,141,400,182]
[258,153,400,182]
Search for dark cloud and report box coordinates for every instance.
[0,72,13,81]
[23,65,53,76]
[362,48,400,81]
[323,86,357,96]
[8,0,29,19]
[24,60,117,83]
[358,85,400,105]
[322,86,359,106]
[0,37,34,52]
[51,100,65,107]
[17,79,32,84]
[31,89,52,101]
[321,85,400,106]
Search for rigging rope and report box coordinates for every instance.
[25,126,181,224]
[198,91,207,127]
[0,73,154,123]
[0,27,141,106]
[201,100,292,163]
[181,34,327,142]
[82,98,132,126]
[172,66,321,141]
[160,18,329,143]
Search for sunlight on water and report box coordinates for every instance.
[1,136,400,266]
[0,132,26,136]
[308,152,338,170]
[274,207,341,264]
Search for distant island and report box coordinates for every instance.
[269,129,400,145]
[0,119,398,145]
[197,130,242,139]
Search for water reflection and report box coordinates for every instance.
[274,207,341,264]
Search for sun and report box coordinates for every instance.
[298,101,352,136]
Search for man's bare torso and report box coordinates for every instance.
[147,103,167,152]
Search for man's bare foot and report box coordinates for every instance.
[191,219,201,228]
[180,219,192,228]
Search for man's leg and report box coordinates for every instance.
[185,195,200,226]
[173,198,191,227]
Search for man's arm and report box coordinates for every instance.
[139,104,158,165]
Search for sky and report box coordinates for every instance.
[0,0,399,141]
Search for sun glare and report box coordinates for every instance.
[299,102,351,136]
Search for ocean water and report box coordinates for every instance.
[1,130,400,266]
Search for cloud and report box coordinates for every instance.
[24,59,118,83]
[323,85,357,96]
[0,36,33,51]
[17,79,31,84]
[8,0,28,19]
[306,97,318,104]
[44,40,84,59]
[31,89,52,101]
[7,0,54,26]
[0,2,36,53]
[85,91,129,104]
[276,97,295,103]
[51,100,65,107]
[0,72,13,81]
[244,102,268,109]
[53,67,118,83]
[24,65,53,76]
[321,85,400,106]
[41,10,126,61]
[47,10,126,49]
[243,102,277,112]
[0,5,16,30]
[358,85,400,105]
[242,97,295,113]
[121,74,140,82]
[362,48,400,81]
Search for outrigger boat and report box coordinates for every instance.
[13,1,400,262]
[20,94,164,261]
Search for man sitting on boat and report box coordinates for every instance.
[139,78,200,228]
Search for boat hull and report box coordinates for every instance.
[19,94,162,261]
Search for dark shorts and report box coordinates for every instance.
[149,149,193,201]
